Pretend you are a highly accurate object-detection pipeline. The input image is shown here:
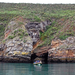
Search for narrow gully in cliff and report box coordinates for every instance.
[25,21,51,63]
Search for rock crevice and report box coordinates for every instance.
[0,17,51,63]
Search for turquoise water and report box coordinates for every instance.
[0,63,75,75]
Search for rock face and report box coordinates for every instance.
[1,16,75,63]
[0,17,33,62]
[3,38,33,62]
[25,20,51,45]
[0,44,5,51]
[48,37,75,63]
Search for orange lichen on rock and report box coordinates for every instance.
[67,50,74,57]
[4,30,11,39]
[51,39,63,48]
[48,37,75,62]
[33,41,39,49]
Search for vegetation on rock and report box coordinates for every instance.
[0,3,75,46]
[0,3,75,63]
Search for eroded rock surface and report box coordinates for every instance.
[3,37,33,62]
[48,37,75,63]
[0,16,52,63]
[0,17,33,62]
[25,20,51,44]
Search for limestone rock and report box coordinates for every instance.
[48,36,75,63]
[25,20,51,44]
[4,37,33,62]
[1,17,33,62]
[0,44,5,51]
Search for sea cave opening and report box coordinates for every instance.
[31,53,37,63]
[31,52,48,64]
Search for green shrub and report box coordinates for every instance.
[46,25,51,30]
[24,40,27,43]
[34,16,41,22]
[59,35,69,40]
[0,25,5,36]
[51,27,58,31]
[51,21,56,26]
[8,35,14,39]
[19,35,23,39]
[2,39,5,43]
[18,22,24,25]
[18,32,22,36]
[14,30,18,35]
[25,33,28,36]
[18,29,23,32]
[14,30,18,33]
[22,31,25,35]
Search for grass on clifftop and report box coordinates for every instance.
[1,3,75,21]
[0,3,75,44]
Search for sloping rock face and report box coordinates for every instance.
[48,37,75,63]
[0,17,33,62]
[25,20,51,44]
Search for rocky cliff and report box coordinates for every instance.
[48,37,75,63]
[0,17,33,62]
[0,16,51,63]
[31,36,75,63]
[1,16,75,63]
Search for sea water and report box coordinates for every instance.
[0,63,75,75]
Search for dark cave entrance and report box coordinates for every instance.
[31,53,37,63]
[42,52,48,64]
[31,52,48,64]
[44,52,48,63]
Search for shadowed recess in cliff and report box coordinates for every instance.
[31,52,48,63]
[43,52,48,63]
[31,53,37,63]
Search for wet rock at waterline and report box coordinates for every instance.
[3,38,33,62]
